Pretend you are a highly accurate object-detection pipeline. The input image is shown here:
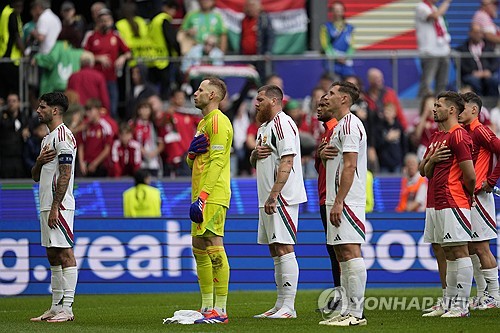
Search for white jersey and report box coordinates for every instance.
[255,111,307,207]
[326,112,367,207]
[39,123,77,211]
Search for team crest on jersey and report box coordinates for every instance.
[262,135,268,145]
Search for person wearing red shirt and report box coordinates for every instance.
[458,91,500,309]
[421,91,476,318]
[84,8,131,118]
[314,94,341,303]
[77,99,114,177]
[109,122,142,177]
[67,51,110,112]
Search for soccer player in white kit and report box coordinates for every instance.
[30,92,78,323]
[250,84,307,319]
[320,81,368,326]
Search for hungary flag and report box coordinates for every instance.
[217,0,308,54]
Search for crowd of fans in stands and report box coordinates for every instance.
[1,0,500,183]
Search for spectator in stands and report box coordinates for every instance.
[0,93,29,178]
[78,99,114,177]
[365,67,408,130]
[240,0,273,79]
[33,40,84,95]
[109,122,142,178]
[396,153,427,212]
[23,118,48,174]
[123,169,161,217]
[319,1,355,79]
[84,8,132,119]
[265,73,290,105]
[58,1,86,49]
[149,0,181,99]
[181,34,224,73]
[30,0,62,55]
[180,0,228,53]
[472,0,500,46]
[129,101,164,177]
[415,0,451,97]
[0,0,24,102]
[81,2,107,47]
[157,90,199,177]
[409,93,438,160]
[127,64,159,120]
[374,102,407,173]
[67,51,110,112]
[456,23,499,99]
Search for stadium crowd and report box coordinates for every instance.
[1,0,500,181]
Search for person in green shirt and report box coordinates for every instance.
[123,169,161,217]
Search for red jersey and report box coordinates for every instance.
[465,118,500,189]
[423,131,444,208]
[314,118,338,205]
[241,16,257,55]
[78,119,114,163]
[159,112,199,164]
[84,30,130,81]
[109,139,142,177]
[427,124,473,210]
[67,67,110,111]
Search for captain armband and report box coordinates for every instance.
[58,154,73,164]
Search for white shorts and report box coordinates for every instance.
[258,205,299,245]
[471,191,498,242]
[40,210,75,248]
[423,207,471,245]
[326,204,366,245]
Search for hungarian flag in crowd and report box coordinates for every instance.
[217,0,308,54]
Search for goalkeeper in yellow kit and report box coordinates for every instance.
[187,77,233,324]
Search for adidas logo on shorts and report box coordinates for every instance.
[334,234,342,241]
[443,233,452,240]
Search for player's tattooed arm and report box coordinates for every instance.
[264,155,294,215]
[48,164,72,228]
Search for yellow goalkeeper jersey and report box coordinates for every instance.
[188,109,233,208]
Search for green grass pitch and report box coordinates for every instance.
[1,289,498,333]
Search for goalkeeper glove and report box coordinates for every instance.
[190,191,208,223]
[188,134,209,160]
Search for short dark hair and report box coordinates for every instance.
[119,122,132,134]
[204,76,227,101]
[257,84,284,101]
[85,98,102,110]
[134,169,150,185]
[39,92,69,113]
[437,91,465,114]
[330,81,360,105]
[460,91,483,113]
[162,0,179,9]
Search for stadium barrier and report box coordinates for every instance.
[1,213,498,295]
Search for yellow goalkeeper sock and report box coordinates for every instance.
[207,245,230,313]
[193,247,213,312]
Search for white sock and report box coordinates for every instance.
[445,260,458,309]
[50,265,63,311]
[346,257,366,318]
[62,266,78,313]
[482,267,499,300]
[279,252,299,311]
[272,256,283,310]
[340,261,349,315]
[456,257,473,310]
[470,254,486,296]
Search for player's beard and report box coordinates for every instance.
[256,107,272,123]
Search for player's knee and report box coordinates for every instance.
[274,244,294,257]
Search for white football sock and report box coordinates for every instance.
[455,257,473,310]
[62,266,78,313]
[340,261,349,315]
[280,252,299,310]
[482,267,499,300]
[470,254,486,296]
[272,256,283,309]
[50,265,63,311]
[346,257,366,318]
[445,260,458,309]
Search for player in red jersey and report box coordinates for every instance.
[458,91,500,309]
[420,91,476,318]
